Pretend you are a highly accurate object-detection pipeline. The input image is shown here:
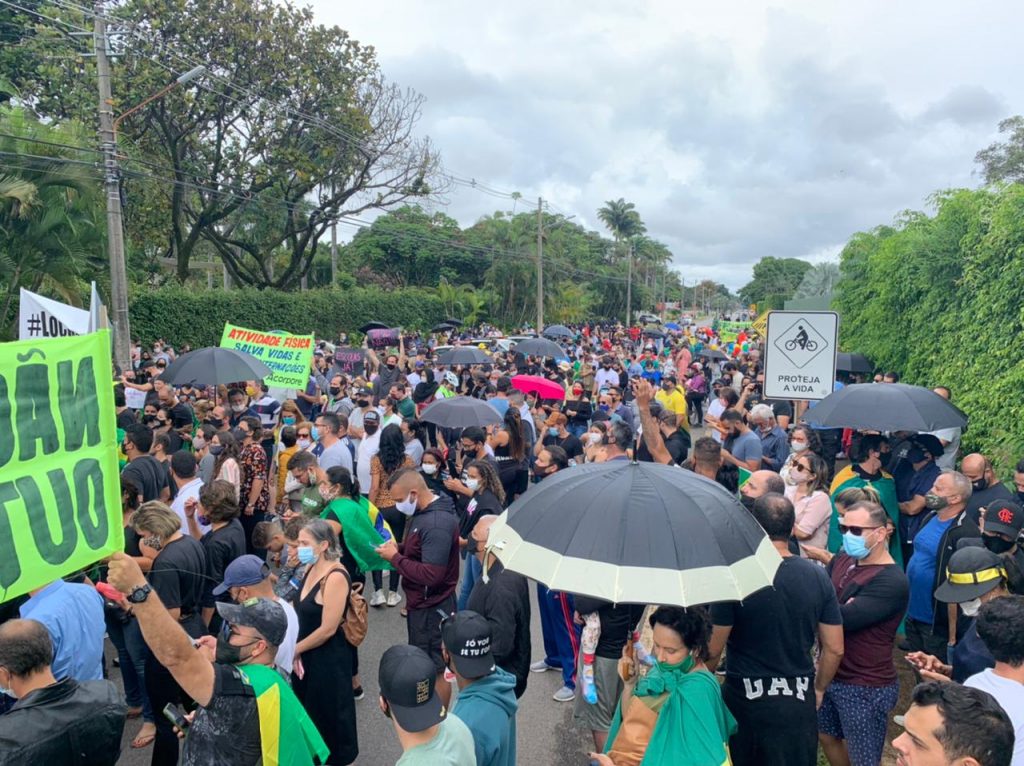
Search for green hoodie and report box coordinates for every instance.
[452,666,518,766]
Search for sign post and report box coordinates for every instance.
[763,310,839,401]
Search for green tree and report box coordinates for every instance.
[975,116,1024,185]
[792,262,840,298]
[738,256,813,309]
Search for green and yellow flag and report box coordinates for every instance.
[241,664,330,766]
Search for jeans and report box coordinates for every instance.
[457,553,483,611]
[106,611,148,718]
[122,617,155,723]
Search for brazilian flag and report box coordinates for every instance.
[239,664,329,766]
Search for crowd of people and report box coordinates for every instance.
[1,319,1022,766]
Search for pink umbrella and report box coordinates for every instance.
[511,374,566,400]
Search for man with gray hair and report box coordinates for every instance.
[748,403,789,472]
[904,470,979,663]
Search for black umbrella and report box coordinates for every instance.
[642,328,667,339]
[835,352,873,374]
[697,348,729,361]
[158,347,274,386]
[432,322,456,333]
[420,396,502,429]
[542,324,574,339]
[358,321,389,333]
[802,382,968,432]
[435,346,492,366]
[488,461,780,606]
[513,337,565,359]
[444,318,464,327]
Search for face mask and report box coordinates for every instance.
[422,463,438,475]
[282,416,295,426]
[466,478,480,492]
[193,436,206,450]
[1017,491,1024,505]
[960,598,983,618]
[356,399,369,407]
[208,418,224,430]
[925,493,949,511]
[548,427,559,437]
[121,442,129,453]
[396,494,418,516]
[296,546,317,565]
[386,363,397,370]
[599,404,610,412]
[310,426,320,442]
[141,535,163,551]
[790,441,808,452]
[983,534,1015,554]
[245,386,256,397]
[215,635,257,664]
[197,513,210,527]
[231,403,246,413]
[789,469,810,484]
[658,654,696,674]
[363,424,379,436]
[319,486,337,502]
[971,478,988,492]
[329,387,341,397]
[466,537,481,554]
[209,444,224,456]
[297,438,311,450]
[739,493,756,512]
[843,530,876,560]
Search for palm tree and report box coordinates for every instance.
[793,262,840,299]
[597,198,646,323]
[436,277,463,318]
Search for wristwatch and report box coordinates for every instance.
[126,583,152,604]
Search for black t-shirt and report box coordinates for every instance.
[459,489,504,539]
[542,432,584,461]
[574,596,645,660]
[966,482,1015,525]
[711,555,842,679]
[664,430,691,465]
[564,399,593,426]
[200,521,247,608]
[124,526,143,557]
[121,456,168,502]
[180,663,261,766]
[149,535,208,619]
[116,409,137,430]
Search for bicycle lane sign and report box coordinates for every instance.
[763,310,839,400]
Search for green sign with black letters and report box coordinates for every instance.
[0,330,122,602]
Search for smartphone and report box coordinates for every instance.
[162,703,190,731]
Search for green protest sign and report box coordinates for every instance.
[0,330,123,602]
[219,323,315,389]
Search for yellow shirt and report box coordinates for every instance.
[655,387,690,432]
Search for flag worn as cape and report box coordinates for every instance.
[322,496,394,572]
[240,664,329,766]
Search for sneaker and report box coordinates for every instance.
[386,591,402,607]
[352,686,365,701]
[369,589,386,607]
[552,685,576,702]
[531,659,557,673]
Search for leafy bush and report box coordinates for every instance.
[834,186,1024,471]
[129,286,446,347]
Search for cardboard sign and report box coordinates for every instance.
[0,330,123,602]
[333,347,366,378]
[18,288,90,339]
[367,328,399,350]
[219,323,314,390]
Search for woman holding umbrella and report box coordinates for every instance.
[591,606,736,766]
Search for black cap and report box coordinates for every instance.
[934,547,1006,603]
[363,410,380,423]
[378,645,446,732]
[215,598,287,646]
[984,499,1024,539]
[441,611,496,678]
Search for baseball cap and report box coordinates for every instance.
[363,410,380,423]
[984,499,1024,539]
[378,645,446,732]
[415,360,425,368]
[934,547,1006,603]
[441,610,496,678]
[357,386,373,398]
[544,412,567,428]
[215,598,288,647]
[213,554,269,596]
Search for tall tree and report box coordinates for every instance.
[738,256,813,309]
[975,116,1024,185]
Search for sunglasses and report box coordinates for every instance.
[838,524,882,537]
[297,432,311,437]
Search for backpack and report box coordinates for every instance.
[338,568,368,647]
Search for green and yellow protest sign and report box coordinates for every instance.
[0,330,123,602]
[219,323,315,389]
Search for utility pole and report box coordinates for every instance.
[95,2,131,372]
[330,182,338,286]
[536,196,543,332]
[625,240,633,326]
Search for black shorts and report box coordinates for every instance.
[407,594,456,673]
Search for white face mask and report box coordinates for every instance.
[961,598,983,617]
[297,438,311,450]
[231,403,246,413]
[789,469,811,484]
[791,441,809,452]
[396,493,417,516]
[422,463,438,475]
[466,478,480,492]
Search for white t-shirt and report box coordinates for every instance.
[170,478,210,537]
[356,429,382,493]
[594,368,619,391]
[319,438,354,474]
[274,596,300,679]
[706,399,726,443]
[965,669,1024,765]
[405,439,424,467]
[927,427,961,471]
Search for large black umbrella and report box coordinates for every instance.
[836,352,873,374]
[802,382,968,432]
[358,321,389,333]
[158,347,274,386]
[435,346,492,366]
[432,322,457,333]
[444,318,464,327]
[697,348,729,361]
[542,324,574,339]
[488,461,781,606]
[642,328,667,339]
[513,337,565,358]
[420,396,502,429]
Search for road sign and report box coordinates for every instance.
[763,310,838,401]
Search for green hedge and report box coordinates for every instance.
[834,185,1024,472]
[129,286,447,347]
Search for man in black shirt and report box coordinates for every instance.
[962,453,1014,525]
[536,412,584,463]
[121,424,170,504]
[708,493,844,766]
[107,553,328,766]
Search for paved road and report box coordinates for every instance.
[113,583,593,766]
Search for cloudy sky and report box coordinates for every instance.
[311,0,1021,291]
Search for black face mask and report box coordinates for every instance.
[215,635,256,664]
[386,363,397,371]
[971,478,988,492]
[356,399,369,408]
[740,493,757,512]
[363,424,379,436]
[329,387,341,397]
[466,537,481,554]
[207,418,224,430]
[983,534,1015,555]
[1017,491,1024,505]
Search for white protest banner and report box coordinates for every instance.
[18,288,90,340]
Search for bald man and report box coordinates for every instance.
[467,516,532,698]
[375,468,460,707]
[739,470,786,509]
[962,453,1014,525]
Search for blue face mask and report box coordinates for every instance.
[282,416,295,426]
[310,426,320,442]
[599,404,610,412]
[548,427,559,437]
[843,531,874,560]
[296,546,317,565]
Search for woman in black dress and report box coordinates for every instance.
[292,518,358,765]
